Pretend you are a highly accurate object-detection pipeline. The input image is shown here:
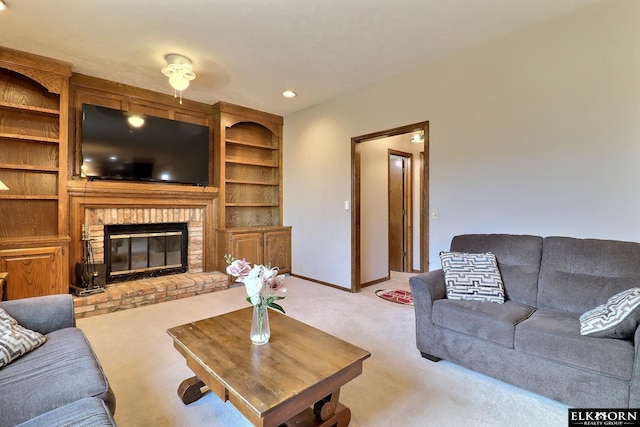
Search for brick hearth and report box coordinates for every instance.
[73,272,228,319]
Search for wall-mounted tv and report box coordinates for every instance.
[80,104,210,186]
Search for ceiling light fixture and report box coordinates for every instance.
[282,90,297,98]
[161,54,196,105]
[410,130,425,144]
[0,1,7,11]
[0,179,9,191]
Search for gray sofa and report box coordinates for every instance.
[0,294,116,426]
[409,234,640,408]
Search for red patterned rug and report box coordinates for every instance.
[375,289,413,305]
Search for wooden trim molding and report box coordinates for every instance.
[70,73,211,115]
[0,46,71,94]
[214,101,283,136]
[289,273,356,293]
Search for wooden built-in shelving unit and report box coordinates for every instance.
[214,102,291,272]
[0,46,71,299]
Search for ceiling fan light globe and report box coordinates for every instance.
[169,74,190,91]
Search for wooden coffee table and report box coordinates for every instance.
[167,307,370,427]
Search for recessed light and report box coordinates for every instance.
[0,1,7,11]
[282,90,296,98]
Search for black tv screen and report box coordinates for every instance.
[81,104,210,186]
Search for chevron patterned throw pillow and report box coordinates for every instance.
[0,308,47,368]
[440,251,505,304]
[579,288,640,340]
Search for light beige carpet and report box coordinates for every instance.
[77,275,568,426]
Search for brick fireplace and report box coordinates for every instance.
[68,180,224,318]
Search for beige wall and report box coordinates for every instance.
[284,0,640,288]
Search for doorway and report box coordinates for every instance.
[351,121,429,292]
[388,150,412,272]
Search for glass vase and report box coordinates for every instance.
[250,304,270,345]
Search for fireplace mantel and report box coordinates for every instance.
[67,179,219,200]
[68,179,219,286]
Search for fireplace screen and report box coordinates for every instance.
[105,223,188,282]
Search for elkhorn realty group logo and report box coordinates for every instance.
[569,409,640,426]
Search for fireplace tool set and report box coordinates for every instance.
[72,224,106,296]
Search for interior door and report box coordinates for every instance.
[388,152,412,272]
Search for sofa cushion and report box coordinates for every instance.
[450,234,543,306]
[580,288,640,339]
[0,308,46,368]
[515,308,634,380]
[0,328,114,426]
[15,397,116,427]
[440,251,505,303]
[537,237,640,314]
[433,299,536,348]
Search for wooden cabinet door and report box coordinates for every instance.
[264,230,291,273]
[0,246,64,300]
[230,233,263,265]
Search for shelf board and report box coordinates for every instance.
[0,195,59,200]
[226,138,278,150]
[0,163,58,173]
[0,132,59,144]
[220,225,291,232]
[225,158,278,167]
[225,179,279,186]
[0,101,60,116]
[225,203,279,207]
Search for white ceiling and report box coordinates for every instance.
[0,0,601,115]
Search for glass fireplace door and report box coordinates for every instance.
[105,223,188,282]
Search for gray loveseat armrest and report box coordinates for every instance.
[630,326,640,406]
[0,294,75,335]
[410,269,446,306]
[409,269,446,359]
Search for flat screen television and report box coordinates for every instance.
[80,104,210,186]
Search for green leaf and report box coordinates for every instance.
[268,302,285,314]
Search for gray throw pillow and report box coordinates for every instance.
[0,308,47,368]
[439,251,505,304]
[579,288,640,340]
